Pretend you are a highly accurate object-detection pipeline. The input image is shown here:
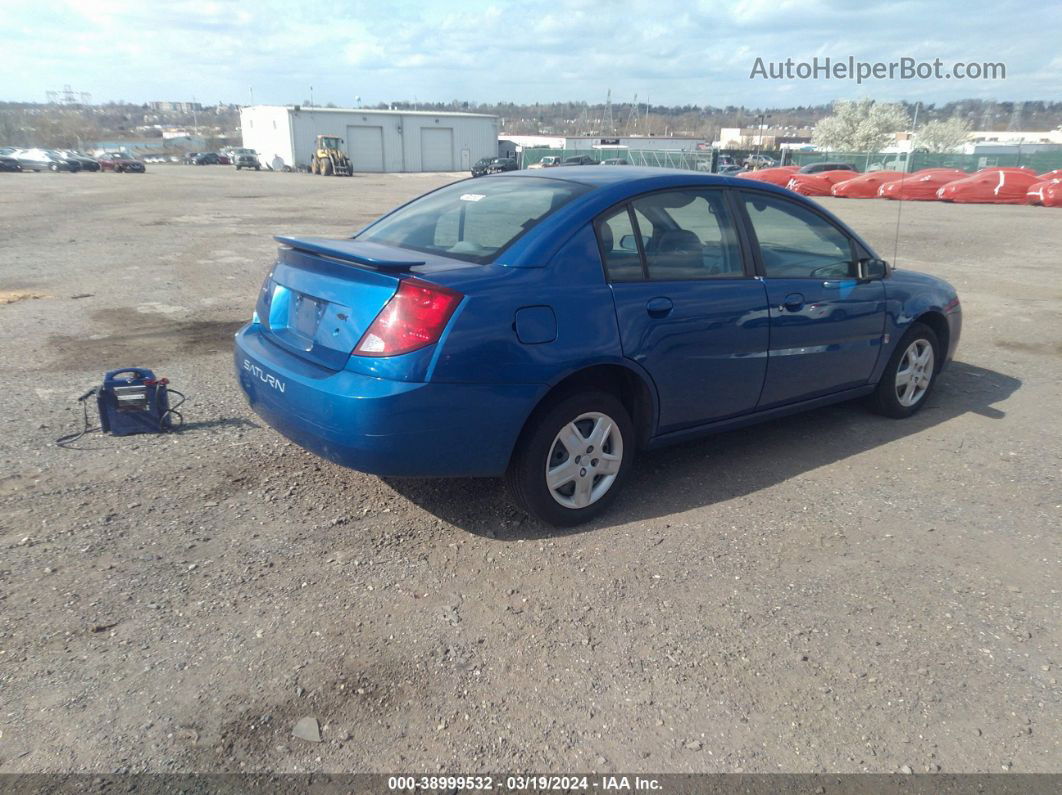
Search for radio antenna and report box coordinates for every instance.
[892,101,920,268]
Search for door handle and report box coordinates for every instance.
[646,297,674,318]
[780,293,805,312]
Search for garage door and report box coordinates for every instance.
[346,126,384,172]
[420,127,454,171]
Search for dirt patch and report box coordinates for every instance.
[48,309,244,371]
[995,339,1062,356]
[0,290,50,305]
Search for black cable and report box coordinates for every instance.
[161,388,186,431]
[55,388,99,448]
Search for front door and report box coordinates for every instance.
[598,188,771,433]
[737,190,885,408]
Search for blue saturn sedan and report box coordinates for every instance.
[235,167,961,525]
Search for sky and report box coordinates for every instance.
[1,0,1060,108]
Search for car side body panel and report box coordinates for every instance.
[234,167,961,482]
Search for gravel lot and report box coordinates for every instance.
[1,167,1059,775]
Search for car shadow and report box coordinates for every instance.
[383,361,1020,540]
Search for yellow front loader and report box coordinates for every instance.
[310,135,353,176]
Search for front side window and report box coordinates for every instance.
[740,192,855,278]
[357,177,591,263]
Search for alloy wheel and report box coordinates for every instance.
[895,339,935,407]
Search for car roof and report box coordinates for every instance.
[494,165,794,193]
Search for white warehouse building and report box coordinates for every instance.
[239,105,500,173]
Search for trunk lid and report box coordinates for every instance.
[257,236,470,371]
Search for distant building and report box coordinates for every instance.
[715,127,814,149]
[239,105,499,172]
[564,136,711,152]
[149,101,204,114]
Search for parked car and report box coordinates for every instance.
[9,148,79,171]
[234,167,962,526]
[231,148,261,170]
[46,151,83,172]
[831,171,906,199]
[716,165,744,176]
[735,165,800,186]
[98,152,146,173]
[186,152,222,165]
[600,158,630,165]
[798,161,857,175]
[471,157,517,177]
[743,154,777,168]
[936,169,1040,205]
[57,150,101,172]
[0,155,22,172]
[528,155,561,169]
[562,155,597,166]
[785,170,864,196]
[878,169,967,201]
[216,152,232,165]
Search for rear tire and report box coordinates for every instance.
[871,322,940,418]
[506,391,634,526]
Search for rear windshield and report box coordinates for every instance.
[356,176,591,263]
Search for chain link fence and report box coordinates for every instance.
[790,150,1062,174]
[518,147,1062,175]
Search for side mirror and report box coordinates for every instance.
[858,258,888,280]
[619,234,639,252]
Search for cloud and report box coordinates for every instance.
[2,0,1059,106]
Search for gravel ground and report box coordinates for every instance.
[0,167,1059,775]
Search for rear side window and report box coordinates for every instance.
[739,192,855,278]
[358,177,590,263]
[595,189,744,282]
[597,207,644,282]
[631,190,743,280]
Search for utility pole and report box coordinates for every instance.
[626,93,639,136]
[910,101,920,171]
[249,86,254,105]
[605,89,614,136]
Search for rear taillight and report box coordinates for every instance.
[354,278,462,357]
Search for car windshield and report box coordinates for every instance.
[356,176,592,263]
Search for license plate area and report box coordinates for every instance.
[290,292,323,348]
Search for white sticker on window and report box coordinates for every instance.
[459,193,485,202]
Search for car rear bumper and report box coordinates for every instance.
[234,323,541,477]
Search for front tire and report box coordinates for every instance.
[506,391,633,526]
[871,322,940,418]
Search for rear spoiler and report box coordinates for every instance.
[275,236,425,271]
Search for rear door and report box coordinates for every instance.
[736,190,885,408]
[599,188,770,433]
